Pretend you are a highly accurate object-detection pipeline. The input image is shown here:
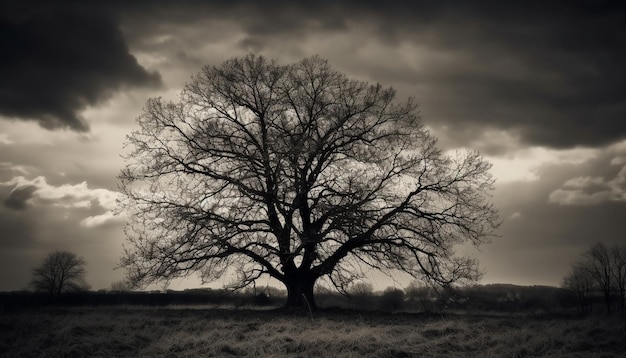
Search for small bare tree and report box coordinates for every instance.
[610,245,626,312]
[119,54,499,309]
[31,251,89,298]
[380,286,405,311]
[563,264,595,314]
[582,243,613,313]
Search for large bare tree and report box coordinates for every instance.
[31,251,89,298]
[119,54,499,308]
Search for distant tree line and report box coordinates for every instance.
[562,242,626,314]
[8,247,624,316]
[0,289,277,310]
[2,282,581,314]
[314,282,576,314]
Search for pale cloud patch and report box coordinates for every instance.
[440,129,600,184]
[608,140,626,167]
[609,139,626,152]
[0,162,33,176]
[468,129,524,156]
[1,176,121,226]
[510,212,522,220]
[549,165,626,206]
[0,133,12,145]
[0,121,85,146]
[80,211,124,228]
[483,145,597,183]
[549,141,626,206]
[610,156,626,166]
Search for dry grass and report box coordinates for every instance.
[1,307,625,357]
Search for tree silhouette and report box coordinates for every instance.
[583,243,613,313]
[610,245,626,312]
[563,264,595,314]
[119,54,499,309]
[31,251,89,298]
[566,242,626,313]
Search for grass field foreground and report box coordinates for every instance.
[1,307,625,357]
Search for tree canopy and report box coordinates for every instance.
[119,54,499,308]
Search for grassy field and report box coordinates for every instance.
[1,307,625,357]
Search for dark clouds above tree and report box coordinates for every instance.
[2,1,624,147]
[0,4,161,131]
[420,1,626,150]
[118,0,626,150]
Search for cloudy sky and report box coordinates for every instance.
[1,1,625,292]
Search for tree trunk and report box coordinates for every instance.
[284,271,318,310]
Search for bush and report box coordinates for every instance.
[380,287,405,311]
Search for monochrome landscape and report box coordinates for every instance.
[1,1,626,357]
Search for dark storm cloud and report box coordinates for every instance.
[420,2,626,150]
[3,185,36,211]
[353,1,626,150]
[3,1,622,146]
[0,3,161,131]
[118,0,626,150]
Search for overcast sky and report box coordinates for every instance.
[1,1,625,291]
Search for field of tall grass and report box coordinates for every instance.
[1,307,625,357]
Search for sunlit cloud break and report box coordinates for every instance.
[0,176,122,227]
[549,165,626,206]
